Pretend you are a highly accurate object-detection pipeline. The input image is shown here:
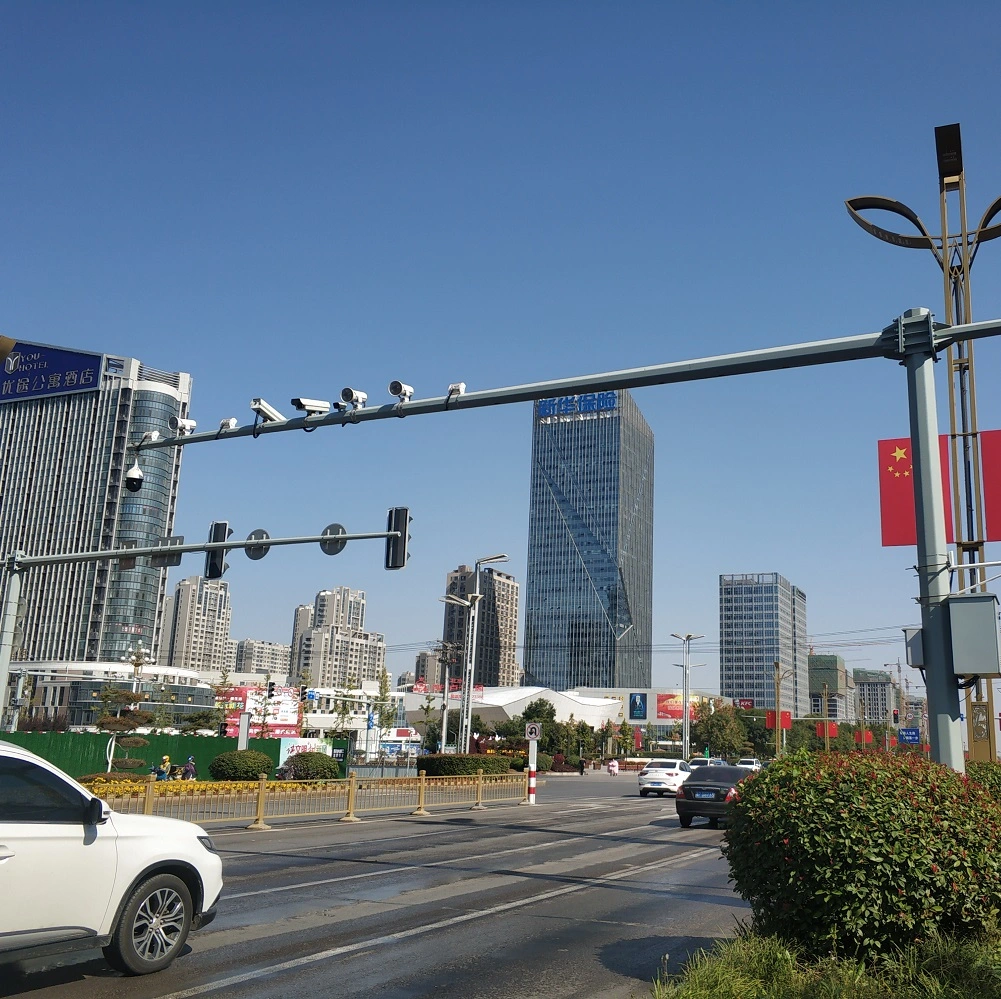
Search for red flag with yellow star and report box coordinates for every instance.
[878,437,954,546]
[981,430,1001,542]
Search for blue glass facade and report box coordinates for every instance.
[524,389,654,690]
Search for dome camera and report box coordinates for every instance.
[125,460,144,493]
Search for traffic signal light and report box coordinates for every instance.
[204,521,232,579]
[266,681,276,699]
[385,507,411,570]
[892,709,899,725]
[299,685,308,703]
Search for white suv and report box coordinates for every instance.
[637,759,692,797]
[0,740,223,975]
[736,758,762,771]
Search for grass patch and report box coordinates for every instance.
[652,928,1001,999]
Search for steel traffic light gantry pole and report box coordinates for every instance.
[122,311,1001,772]
[0,514,407,732]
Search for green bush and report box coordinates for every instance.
[208,750,274,781]
[509,756,526,772]
[967,760,1001,802]
[117,736,149,749]
[418,754,514,776]
[276,751,340,780]
[722,750,1001,960]
[536,752,553,772]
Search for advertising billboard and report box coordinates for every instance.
[628,692,647,720]
[0,340,105,405]
[218,685,301,739]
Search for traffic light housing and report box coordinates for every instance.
[385,507,411,570]
[299,685,308,702]
[892,708,899,725]
[266,681,276,699]
[204,521,232,579]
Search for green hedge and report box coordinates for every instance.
[967,760,1001,801]
[723,750,1001,960]
[418,754,514,776]
[208,750,275,781]
[276,751,340,780]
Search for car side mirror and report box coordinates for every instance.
[84,796,108,825]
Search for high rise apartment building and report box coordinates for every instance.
[443,565,521,687]
[162,576,233,673]
[0,339,190,662]
[853,668,899,724]
[524,389,654,690]
[291,586,385,687]
[808,654,856,721]
[235,639,292,676]
[720,573,809,716]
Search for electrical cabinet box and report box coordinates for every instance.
[947,592,1001,678]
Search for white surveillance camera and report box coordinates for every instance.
[447,382,466,396]
[250,398,286,423]
[218,417,238,431]
[340,387,368,409]
[389,380,414,402]
[168,416,197,435]
[332,401,348,413]
[124,460,144,493]
[140,430,161,444]
[291,398,332,416]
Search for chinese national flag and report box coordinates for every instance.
[780,710,791,730]
[981,430,1001,542]
[765,710,776,730]
[878,437,954,546]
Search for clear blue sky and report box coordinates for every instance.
[5,3,1001,696]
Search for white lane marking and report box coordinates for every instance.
[223,821,667,899]
[151,848,707,999]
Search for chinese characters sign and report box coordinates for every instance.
[536,391,617,422]
[0,341,104,404]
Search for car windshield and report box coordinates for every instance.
[646,761,679,769]
[688,766,749,784]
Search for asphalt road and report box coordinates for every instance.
[5,773,749,999]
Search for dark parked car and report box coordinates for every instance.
[675,765,752,828]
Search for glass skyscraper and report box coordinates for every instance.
[0,339,191,662]
[719,572,808,716]
[524,388,654,690]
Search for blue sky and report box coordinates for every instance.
[5,3,1001,695]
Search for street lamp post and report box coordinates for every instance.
[443,553,509,755]
[672,633,704,760]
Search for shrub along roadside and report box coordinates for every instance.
[722,750,1001,960]
[417,754,515,776]
[208,750,275,781]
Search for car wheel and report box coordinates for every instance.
[678,814,692,828]
[104,873,193,975]
[639,788,649,797]
[708,817,719,829]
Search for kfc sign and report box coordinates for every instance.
[737,698,754,710]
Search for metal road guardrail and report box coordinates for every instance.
[100,770,530,829]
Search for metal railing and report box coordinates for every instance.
[101,770,529,828]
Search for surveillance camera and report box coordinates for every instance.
[124,460,144,493]
[250,398,286,423]
[218,417,238,431]
[291,398,332,416]
[168,416,197,435]
[340,387,368,409]
[389,380,414,402]
[447,382,466,396]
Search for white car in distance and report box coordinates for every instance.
[0,740,223,976]
[637,759,692,797]
[736,758,763,771]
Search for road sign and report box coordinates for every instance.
[525,722,541,741]
[898,727,921,745]
[320,523,347,556]
[245,529,270,560]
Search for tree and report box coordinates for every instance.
[523,699,556,724]
[618,721,634,755]
[179,710,221,734]
[691,700,744,760]
[416,692,438,752]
